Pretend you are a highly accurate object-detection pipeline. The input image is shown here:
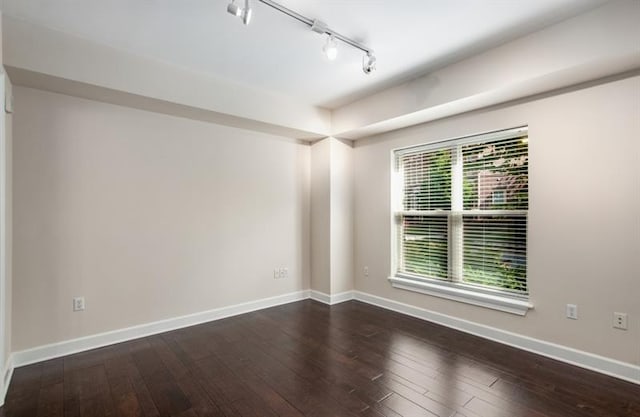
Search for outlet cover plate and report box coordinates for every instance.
[613,312,628,330]
[73,297,85,312]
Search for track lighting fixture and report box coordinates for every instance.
[323,35,338,61]
[225,0,376,74]
[227,0,252,25]
[226,0,242,17]
[362,51,377,74]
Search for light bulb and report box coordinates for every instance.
[323,35,338,61]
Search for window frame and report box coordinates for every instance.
[389,127,533,315]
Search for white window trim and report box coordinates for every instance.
[389,126,533,316]
[388,275,533,315]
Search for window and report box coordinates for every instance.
[390,127,531,315]
[492,190,505,205]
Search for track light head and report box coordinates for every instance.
[363,51,376,74]
[227,0,242,17]
[242,0,252,24]
[323,35,338,61]
[227,0,251,24]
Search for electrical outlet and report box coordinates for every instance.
[274,268,288,279]
[566,304,578,320]
[613,312,628,330]
[364,266,369,277]
[73,297,85,312]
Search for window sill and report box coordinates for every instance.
[388,276,533,316]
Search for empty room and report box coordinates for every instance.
[0,0,638,416]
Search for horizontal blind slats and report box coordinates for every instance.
[396,128,528,295]
[461,215,527,293]
[462,135,528,211]
[400,215,449,280]
[400,148,452,211]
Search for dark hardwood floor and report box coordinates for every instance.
[2,300,639,417]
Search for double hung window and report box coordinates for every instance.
[391,127,531,314]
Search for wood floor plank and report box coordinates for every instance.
[77,365,117,417]
[36,382,64,417]
[236,313,393,405]
[62,365,82,417]
[39,359,64,388]
[3,300,639,417]
[107,375,144,417]
[214,334,360,416]
[131,345,192,417]
[200,342,304,417]
[381,393,439,417]
[104,352,160,417]
[380,376,456,417]
[174,373,229,417]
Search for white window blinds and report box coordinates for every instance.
[393,127,529,295]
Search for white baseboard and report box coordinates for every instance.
[11,290,310,369]
[309,290,354,305]
[352,290,640,385]
[0,353,14,407]
[5,286,638,407]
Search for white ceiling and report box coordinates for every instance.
[1,0,609,109]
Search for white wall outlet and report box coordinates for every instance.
[274,268,288,279]
[364,266,369,277]
[613,312,628,330]
[73,297,85,312]
[566,304,578,320]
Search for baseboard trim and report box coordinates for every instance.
[7,287,638,398]
[11,290,310,369]
[309,290,354,305]
[352,290,640,385]
[0,353,14,407]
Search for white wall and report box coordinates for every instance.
[2,16,331,139]
[12,86,310,351]
[3,76,12,369]
[353,75,640,365]
[330,139,353,294]
[310,137,354,296]
[310,138,330,294]
[1,10,16,399]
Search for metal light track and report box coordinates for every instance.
[257,0,373,55]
